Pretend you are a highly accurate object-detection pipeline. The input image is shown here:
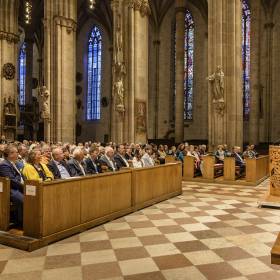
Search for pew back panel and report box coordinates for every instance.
[183,156,195,179]
[0,178,10,231]
[224,157,236,181]
[165,156,177,163]
[246,156,269,183]
[202,156,215,179]
[80,171,132,223]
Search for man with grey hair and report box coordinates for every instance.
[68,148,86,176]
[48,147,72,179]
[99,146,118,172]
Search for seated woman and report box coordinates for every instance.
[22,149,54,181]
[215,145,225,163]
[132,150,144,168]
[187,145,201,171]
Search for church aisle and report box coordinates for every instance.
[0,181,280,280]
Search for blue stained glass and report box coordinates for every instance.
[87,26,102,120]
[19,43,26,106]
[242,0,251,120]
[184,10,194,120]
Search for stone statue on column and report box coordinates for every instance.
[207,65,225,116]
[39,86,50,120]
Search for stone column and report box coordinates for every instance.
[174,2,186,143]
[134,1,150,143]
[208,0,243,149]
[249,0,261,145]
[44,0,77,143]
[0,0,19,140]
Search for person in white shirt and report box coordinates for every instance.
[132,149,144,168]
[141,145,155,167]
[99,146,118,172]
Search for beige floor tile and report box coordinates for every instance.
[194,216,221,223]
[81,249,116,265]
[184,250,223,265]
[119,258,158,275]
[0,249,13,261]
[201,237,235,249]
[2,257,45,274]
[42,266,82,280]
[110,237,142,249]
[257,223,280,232]
[181,223,210,232]
[133,227,162,237]
[0,271,42,280]
[166,212,190,219]
[47,243,80,256]
[224,220,252,227]
[165,232,197,243]
[146,243,180,257]
[229,258,272,275]
[104,222,131,231]
[162,266,207,280]
[152,219,178,227]
[79,231,109,242]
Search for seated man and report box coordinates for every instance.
[16,144,28,170]
[99,146,118,172]
[233,146,246,175]
[85,147,101,174]
[0,145,24,226]
[68,148,87,176]
[48,147,72,179]
[114,144,130,170]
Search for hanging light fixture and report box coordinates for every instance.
[25,1,32,24]
[89,0,96,10]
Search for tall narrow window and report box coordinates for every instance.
[242,0,251,120]
[19,42,27,106]
[87,26,102,120]
[184,10,194,120]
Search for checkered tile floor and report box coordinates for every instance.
[1,180,280,280]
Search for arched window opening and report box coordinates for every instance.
[19,42,27,106]
[87,26,102,121]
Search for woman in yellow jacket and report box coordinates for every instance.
[22,149,54,181]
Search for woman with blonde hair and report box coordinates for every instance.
[22,149,54,181]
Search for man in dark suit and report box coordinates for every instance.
[68,148,87,176]
[0,145,24,226]
[233,146,246,175]
[114,144,130,170]
[85,147,101,174]
[48,147,72,179]
[99,146,118,172]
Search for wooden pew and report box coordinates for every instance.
[132,163,182,209]
[0,177,10,231]
[165,155,177,163]
[22,163,182,245]
[245,155,269,183]
[223,157,240,181]
[183,156,196,179]
[202,156,223,180]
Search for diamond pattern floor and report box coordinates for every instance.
[0,180,280,280]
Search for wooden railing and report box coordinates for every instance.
[0,163,182,241]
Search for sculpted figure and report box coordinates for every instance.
[114,79,124,109]
[207,65,225,102]
[39,86,50,119]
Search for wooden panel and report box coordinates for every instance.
[246,156,269,182]
[202,156,215,179]
[271,232,280,265]
[165,155,176,163]
[132,163,182,206]
[269,146,280,197]
[42,180,81,237]
[80,171,132,223]
[23,181,43,238]
[183,156,195,179]
[0,177,10,231]
[224,157,236,181]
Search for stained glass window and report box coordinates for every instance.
[19,42,26,106]
[184,10,194,120]
[242,0,251,120]
[87,26,102,120]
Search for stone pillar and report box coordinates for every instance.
[0,0,19,140]
[208,0,243,149]
[44,0,77,143]
[249,0,261,145]
[174,2,186,143]
[134,1,150,143]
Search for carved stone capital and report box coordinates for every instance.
[126,0,151,16]
[54,16,77,34]
[0,31,20,44]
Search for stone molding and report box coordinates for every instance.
[175,7,187,14]
[124,0,151,16]
[0,31,19,44]
[54,16,77,34]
